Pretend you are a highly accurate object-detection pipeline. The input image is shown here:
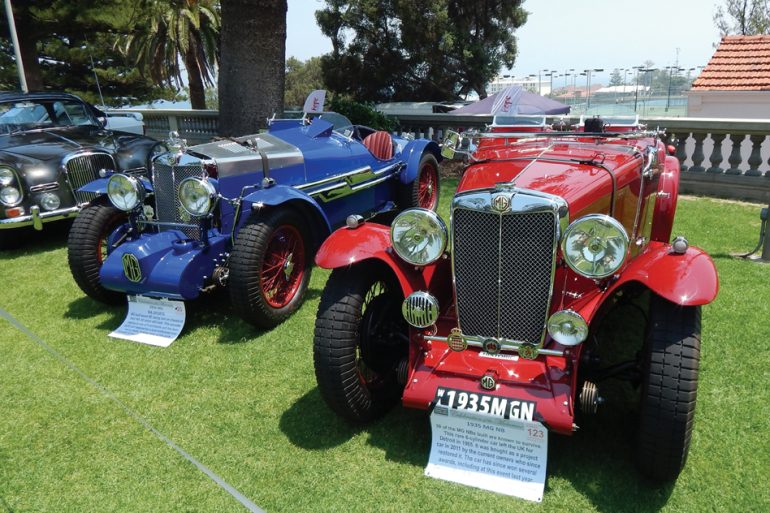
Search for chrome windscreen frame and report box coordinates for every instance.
[449,185,569,347]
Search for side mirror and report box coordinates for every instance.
[441,131,460,160]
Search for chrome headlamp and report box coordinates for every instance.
[0,186,21,206]
[106,174,145,211]
[390,208,447,266]
[0,166,17,187]
[547,310,588,346]
[178,177,217,216]
[561,214,629,278]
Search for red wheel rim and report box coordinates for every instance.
[96,235,108,264]
[417,162,438,209]
[260,225,306,308]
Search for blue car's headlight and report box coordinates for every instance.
[178,177,217,216]
[107,174,145,211]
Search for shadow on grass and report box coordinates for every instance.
[281,387,675,511]
[64,297,125,330]
[63,281,325,344]
[279,388,430,466]
[548,401,675,512]
[0,221,71,260]
[279,388,362,450]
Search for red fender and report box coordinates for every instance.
[315,224,428,295]
[650,155,680,242]
[609,241,718,305]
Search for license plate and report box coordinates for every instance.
[434,387,537,422]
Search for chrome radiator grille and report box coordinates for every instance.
[151,160,204,239]
[452,196,558,344]
[65,153,115,204]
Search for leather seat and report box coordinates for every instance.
[363,131,394,160]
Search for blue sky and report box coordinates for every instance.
[286,0,723,86]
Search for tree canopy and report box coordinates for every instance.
[120,0,220,109]
[0,0,179,105]
[284,56,324,108]
[315,0,527,102]
[714,0,770,35]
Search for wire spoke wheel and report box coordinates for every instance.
[417,159,439,210]
[401,152,440,212]
[229,209,312,329]
[314,266,408,423]
[260,225,306,308]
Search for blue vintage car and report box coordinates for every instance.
[66,112,441,328]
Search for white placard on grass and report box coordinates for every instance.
[425,405,548,502]
[109,295,186,347]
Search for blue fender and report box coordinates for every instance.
[78,176,153,195]
[241,184,332,234]
[100,231,228,300]
[399,139,442,185]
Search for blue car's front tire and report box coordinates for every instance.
[67,203,127,305]
[229,209,312,329]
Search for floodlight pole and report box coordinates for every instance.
[4,0,28,93]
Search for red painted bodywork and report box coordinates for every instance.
[315,126,719,437]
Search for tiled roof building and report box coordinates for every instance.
[692,35,770,91]
[687,35,770,118]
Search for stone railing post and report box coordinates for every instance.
[689,133,707,172]
[707,133,726,173]
[726,133,745,175]
[672,132,690,171]
[747,135,766,176]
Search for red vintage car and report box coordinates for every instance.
[311,116,718,481]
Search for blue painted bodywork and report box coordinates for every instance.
[87,114,439,300]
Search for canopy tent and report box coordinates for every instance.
[450,87,570,115]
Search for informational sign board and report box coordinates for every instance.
[425,403,548,502]
[109,295,186,347]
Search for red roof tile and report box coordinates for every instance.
[692,35,770,91]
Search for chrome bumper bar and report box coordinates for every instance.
[422,334,565,357]
[0,205,81,231]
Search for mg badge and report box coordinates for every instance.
[480,374,496,390]
[122,253,142,283]
[446,328,467,352]
[482,338,502,355]
[518,342,540,360]
[491,194,510,213]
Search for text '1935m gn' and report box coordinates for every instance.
[67,98,441,329]
[312,114,718,481]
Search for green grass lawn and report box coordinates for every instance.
[1,181,768,512]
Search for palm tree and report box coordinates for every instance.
[121,0,220,109]
[218,0,286,135]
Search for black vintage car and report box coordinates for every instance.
[0,91,163,248]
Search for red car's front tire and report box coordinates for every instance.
[636,295,701,481]
[313,265,408,423]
